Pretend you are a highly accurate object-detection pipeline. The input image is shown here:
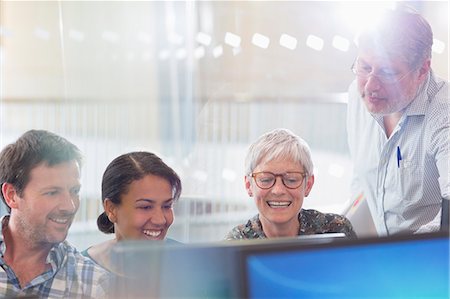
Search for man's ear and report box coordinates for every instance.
[244,176,253,197]
[417,59,431,82]
[1,183,19,209]
[304,175,315,197]
[103,198,117,223]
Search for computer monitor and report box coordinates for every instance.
[109,233,348,298]
[241,232,449,299]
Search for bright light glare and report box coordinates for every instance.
[432,38,446,54]
[306,34,324,51]
[232,47,241,56]
[332,35,350,52]
[252,33,270,49]
[196,32,212,46]
[224,32,241,48]
[336,2,396,35]
[279,33,297,50]
[213,45,223,58]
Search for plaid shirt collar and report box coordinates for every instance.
[0,215,68,273]
[0,215,109,298]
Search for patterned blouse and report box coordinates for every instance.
[225,209,357,240]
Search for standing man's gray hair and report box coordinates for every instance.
[357,5,433,69]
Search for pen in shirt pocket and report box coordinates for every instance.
[396,146,402,168]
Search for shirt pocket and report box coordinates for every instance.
[399,160,423,205]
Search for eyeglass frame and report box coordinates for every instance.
[250,171,307,190]
[350,58,416,84]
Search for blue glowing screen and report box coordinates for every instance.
[246,237,449,298]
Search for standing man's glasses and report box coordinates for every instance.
[250,172,306,189]
[351,59,415,84]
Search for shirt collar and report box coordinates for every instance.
[371,70,436,126]
[0,215,9,256]
[0,214,68,270]
[403,71,432,117]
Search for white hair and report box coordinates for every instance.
[244,128,314,177]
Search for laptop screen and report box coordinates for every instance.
[241,232,449,299]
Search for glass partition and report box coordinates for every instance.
[0,1,448,245]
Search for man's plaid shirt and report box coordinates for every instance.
[0,216,111,298]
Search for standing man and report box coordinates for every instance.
[0,130,110,298]
[347,5,449,235]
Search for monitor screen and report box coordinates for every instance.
[241,232,449,299]
[108,233,348,298]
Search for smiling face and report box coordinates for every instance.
[245,157,314,237]
[106,174,174,241]
[356,51,429,116]
[5,161,81,246]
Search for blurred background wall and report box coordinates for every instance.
[0,1,448,247]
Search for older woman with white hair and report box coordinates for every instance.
[225,128,356,240]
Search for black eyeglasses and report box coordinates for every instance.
[250,172,306,189]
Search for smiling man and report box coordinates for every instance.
[347,5,449,235]
[225,128,356,240]
[0,130,110,298]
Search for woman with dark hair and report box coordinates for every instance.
[82,151,182,271]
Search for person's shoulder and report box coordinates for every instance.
[62,241,111,277]
[165,238,183,245]
[57,241,112,298]
[224,223,248,240]
[302,208,350,223]
[224,215,259,240]
[425,76,449,130]
[428,74,448,106]
[79,247,91,258]
[432,73,448,90]
[301,209,357,238]
[301,208,331,218]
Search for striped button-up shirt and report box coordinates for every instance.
[0,216,111,298]
[347,71,449,235]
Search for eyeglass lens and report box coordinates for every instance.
[351,59,410,84]
[252,172,304,189]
